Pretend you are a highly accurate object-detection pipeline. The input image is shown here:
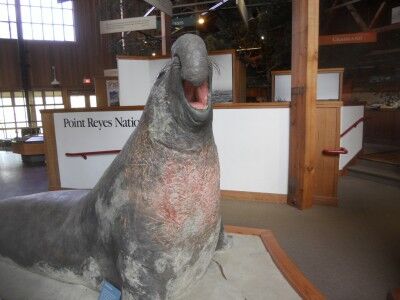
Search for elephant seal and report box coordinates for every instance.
[0,34,222,299]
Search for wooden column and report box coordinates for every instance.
[161,12,171,55]
[288,0,319,209]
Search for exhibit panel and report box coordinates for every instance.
[48,105,290,193]
[117,51,240,106]
[43,102,356,205]
[339,105,365,170]
[271,68,343,101]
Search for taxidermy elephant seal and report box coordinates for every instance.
[0,34,223,299]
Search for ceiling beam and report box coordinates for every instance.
[369,1,386,29]
[346,3,368,31]
[326,0,363,11]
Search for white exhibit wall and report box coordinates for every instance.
[274,72,340,101]
[339,106,364,170]
[118,53,233,106]
[54,111,142,189]
[118,60,151,106]
[54,108,290,194]
[213,108,289,194]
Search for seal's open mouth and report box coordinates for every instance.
[183,80,208,110]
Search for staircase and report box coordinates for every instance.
[347,145,400,186]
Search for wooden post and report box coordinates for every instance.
[288,0,319,209]
[161,12,171,55]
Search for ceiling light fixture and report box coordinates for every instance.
[152,52,156,56]
[202,0,230,16]
[198,17,205,25]
[144,6,155,17]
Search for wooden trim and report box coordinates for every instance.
[42,111,61,191]
[260,230,326,300]
[271,68,344,76]
[214,102,290,109]
[225,226,325,300]
[313,195,338,206]
[316,101,342,108]
[221,190,287,203]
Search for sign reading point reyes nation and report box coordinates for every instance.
[319,32,377,45]
[100,16,156,34]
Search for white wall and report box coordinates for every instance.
[339,106,364,170]
[117,60,151,106]
[118,53,233,106]
[54,111,142,188]
[274,72,341,101]
[54,108,290,194]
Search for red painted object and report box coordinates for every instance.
[340,117,366,138]
[65,150,121,160]
[322,147,348,156]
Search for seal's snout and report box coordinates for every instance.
[183,79,208,110]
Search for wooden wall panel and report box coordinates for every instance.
[0,40,21,90]
[364,110,400,146]
[0,0,111,91]
[313,104,341,206]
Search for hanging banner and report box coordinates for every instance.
[144,0,173,16]
[100,16,156,34]
[319,32,377,45]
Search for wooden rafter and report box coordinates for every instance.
[346,3,368,31]
[326,0,363,11]
[369,1,386,29]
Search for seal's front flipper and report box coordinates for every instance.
[216,222,232,252]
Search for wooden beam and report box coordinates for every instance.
[346,3,368,31]
[372,22,400,33]
[326,0,363,11]
[369,1,386,29]
[161,12,171,55]
[288,0,319,209]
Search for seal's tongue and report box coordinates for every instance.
[183,80,208,110]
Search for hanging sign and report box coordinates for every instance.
[172,15,196,27]
[144,0,173,16]
[319,32,377,45]
[100,16,156,34]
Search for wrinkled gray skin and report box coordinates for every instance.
[0,34,225,299]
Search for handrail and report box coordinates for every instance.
[322,147,348,156]
[65,150,121,160]
[340,117,366,138]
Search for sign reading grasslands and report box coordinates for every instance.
[319,32,377,45]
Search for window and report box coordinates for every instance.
[89,95,97,108]
[0,0,17,39]
[0,91,29,139]
[33,90,64,127]
[70,95,85,108]
[0,0,75,41]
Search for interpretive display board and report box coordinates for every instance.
[118,53,233,106]
[53,107,289,193]
[272,68,343,101]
